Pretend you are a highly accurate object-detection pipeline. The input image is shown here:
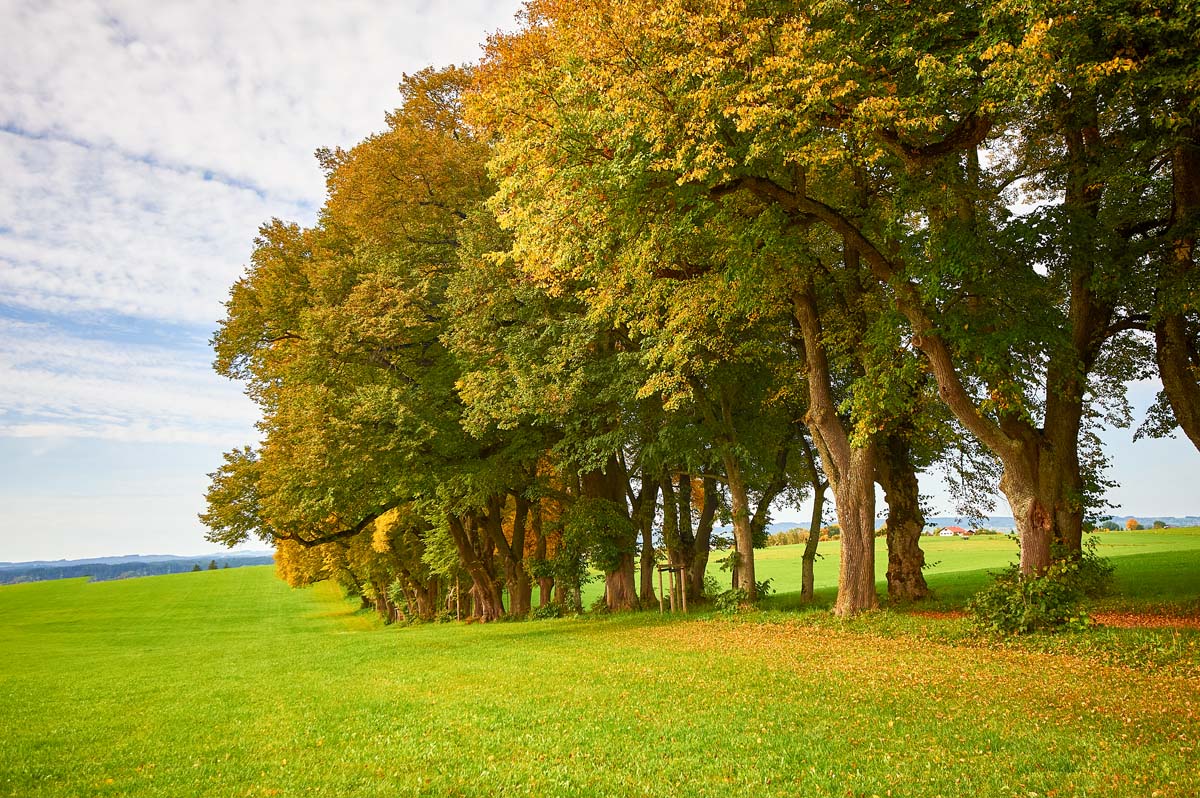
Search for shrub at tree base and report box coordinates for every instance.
[531,602,564,620]
[715,579,775,614]
[968,541,1115,634]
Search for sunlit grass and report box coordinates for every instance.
[2,548,1198,797]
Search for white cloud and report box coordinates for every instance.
[0,130,309,325]
[0,1,525,559]
[0,318,258,445]
[1,0,523,201]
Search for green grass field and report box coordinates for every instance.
[748,529,1200,609]
[1,533,1198,797]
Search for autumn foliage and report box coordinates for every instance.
[203,2,1200,622]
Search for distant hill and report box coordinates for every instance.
[0,552,275,585]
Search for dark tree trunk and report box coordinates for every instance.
[802,477,825,602]
[689,478,718,598]
[489,494,532,618]
[637,477,659,608]
[582,460,639,611]
[447,514,504,621]
[1157,135,1200,452]
[533,506,553,608]
[876,434,930,602]
[604,551,638,611]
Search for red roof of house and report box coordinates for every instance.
[944,525,969,534]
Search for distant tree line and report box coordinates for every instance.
[0,557,274,586]
[202,1,1199,622]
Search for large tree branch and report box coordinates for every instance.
[274,511,383,548]
[717,175,1018,458]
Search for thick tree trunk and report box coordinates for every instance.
[447,514,504,621]
[997,427,1088,574]
[581,460,639,611]
[793,286,877,615]
[831,445,879,616]
[1157,136,1200,452]
[490,494,532,617]
[605,551,638,611]
[876,435,929,602]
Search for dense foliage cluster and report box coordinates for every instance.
[202,1,1199,622]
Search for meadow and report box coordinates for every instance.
[1,531,1197,797]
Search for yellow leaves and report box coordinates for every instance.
[371,507,403,553]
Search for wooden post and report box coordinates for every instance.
[658,569,664,614]
[681,567,688,615]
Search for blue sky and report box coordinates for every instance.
[0,1,1196,562]
[0,0,525,561]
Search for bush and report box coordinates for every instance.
[532,602,564,620]
[968,538,1113,634]
[713,578,774,614]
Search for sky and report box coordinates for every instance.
[1,1,1197,563]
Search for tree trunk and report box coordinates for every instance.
[831,445,879,616]
[604,551,638,611]
[793,286,878,615]
[876,434,929,602]
[490,494,533,617]
[533,506,554,608]
[1157,135,1200,452]
[637,476,659,608]
[581,460,639,611]
[447,514,504,621]
[802,478,825,602]
[721,452,756,601]
[689,477,718,598]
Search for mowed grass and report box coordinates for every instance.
[2,548,1199,798]
[746,529,1200,609]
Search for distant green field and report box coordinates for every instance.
[2,542,1198,797]
[745,528,1200,609]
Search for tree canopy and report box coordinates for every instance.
[203,1,1199,620]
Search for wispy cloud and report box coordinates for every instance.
[1,0,521,201]
[0,130,310,325]
[0,318,257,445]
[0,1,526,557]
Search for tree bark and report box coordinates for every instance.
[488,494,532,617]
[797,434,826,602]
[793,287,878,615]
[532,505,554,608]
[833,446,879,615]
[1156,134,1200,452]
[690,478,718,598]
[635,476,659,608]
[447,514,504,621]
[581,460,638,611]
[720,452,757,601]
[876,434,930,602]
[802,479,825,602]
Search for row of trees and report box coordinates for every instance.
[203,0,1198,620]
